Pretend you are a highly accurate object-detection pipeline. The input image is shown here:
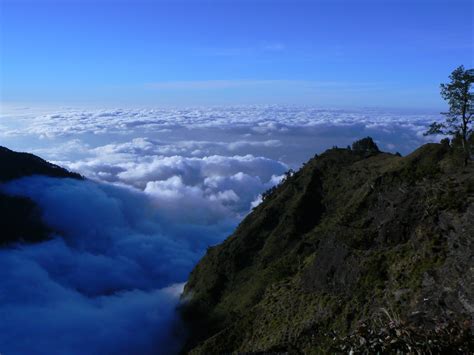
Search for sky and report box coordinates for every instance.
[1,0,472,108]
[0,1,470,353]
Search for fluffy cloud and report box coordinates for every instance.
[0,144,286,354]
[0,105,444,354]
[0,106,443,174]
[1,106,441,145]
[0,176,239,354]
[115,154,285,187]
[44,136,289,219]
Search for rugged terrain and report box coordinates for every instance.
[181,139,474,353]
[0,146,81,245]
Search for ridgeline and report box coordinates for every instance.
[181,138,474,354]
[0,146,82,245]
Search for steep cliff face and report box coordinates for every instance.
[181,141,474,353]
[0,147,82,245]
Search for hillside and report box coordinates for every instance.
[0,146,82,245]
[181,139,474,353]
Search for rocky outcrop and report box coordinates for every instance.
[181,141,474,353]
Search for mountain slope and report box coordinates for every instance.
[0,146,82,245]
[181,140,474,353]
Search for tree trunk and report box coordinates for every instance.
[461,104,470,166]
[462,137,468,166]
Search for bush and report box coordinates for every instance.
[351,137,380,155]
[330,310,473,354]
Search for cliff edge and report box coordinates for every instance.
[181,139,474,353]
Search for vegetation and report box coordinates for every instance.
[351,136,380,155]
[261,169,295,201]
[0,139,472,352]
[425,65,473,165]
[181,138,473,354]
[330,310,473,354]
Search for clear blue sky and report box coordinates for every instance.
[1,0,472,108]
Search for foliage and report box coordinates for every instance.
[261,168,295,201]
[182,140,474,354]
[330,311,473,354]
[351,136,380,154]
[425,65,473,163]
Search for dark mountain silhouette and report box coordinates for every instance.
[0,146,82,245]
[181,139,474,353]
[0,146,82,182]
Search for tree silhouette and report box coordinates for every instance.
[425,65,473,165]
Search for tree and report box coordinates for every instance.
[425,65,473,164]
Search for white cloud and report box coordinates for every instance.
[1,106,442,146]
[1,177,236,354]
[63,148,287,219]
[0,166,284,353]
[0,104,446,353]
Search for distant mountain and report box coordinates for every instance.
[181,139,474,353]
[0,146,82,183]
[0,146,82,245]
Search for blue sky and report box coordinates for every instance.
[0,0,472,108]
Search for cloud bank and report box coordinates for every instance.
[0,176,246,355]
[1,106,441,142]
[1,105,444,176]
[0,139,286,354]
[0,105,444,353]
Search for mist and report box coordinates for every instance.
[0,176,243,354]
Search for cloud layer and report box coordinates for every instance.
[0,105,443,353]
[0,177,242,355]
[1,106,441,144]
[0,134,287,354]
[1,105,444,175]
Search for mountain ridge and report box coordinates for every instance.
[0,146,82,245]
[181,139,474,353]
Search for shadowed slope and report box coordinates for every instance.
[181,141,474,353]
[0,146,82,182]
[0,146,82,245]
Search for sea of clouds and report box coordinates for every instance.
[0,105,442,354]
[0,177,239,354]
